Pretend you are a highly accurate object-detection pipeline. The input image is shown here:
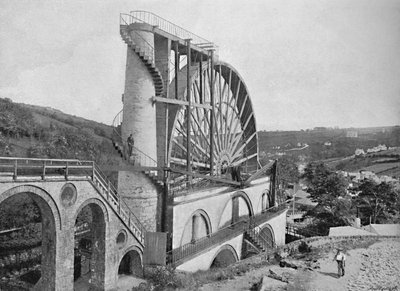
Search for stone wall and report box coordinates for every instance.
[118,171,161,232]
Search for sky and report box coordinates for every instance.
[1,0,399,131]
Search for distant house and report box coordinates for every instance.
[324,141,332,146]
[359,170,377,181]
[366,144,387,153]
[379,175,397,183]
[355,148,365,156]
[346,130,358,138]
[348,172,361,181]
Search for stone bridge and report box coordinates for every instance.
[0,157,144,290]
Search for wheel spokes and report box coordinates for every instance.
[170,63,257,177]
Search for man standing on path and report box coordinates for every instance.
[334,248,346,278]
[127,133,134,158]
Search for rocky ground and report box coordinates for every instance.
[200,238,400,291]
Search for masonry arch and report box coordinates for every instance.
[0,185,60,289]
[73,198,108,289]
[218,191,254,229]
[118,246,143,278]
[180,209,212,245]
[209,244,239,269]
[259,224,275,248]
[260,189,273,212]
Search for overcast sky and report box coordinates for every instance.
[1,0,399,130]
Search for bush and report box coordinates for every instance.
[144,266,182,289]
[298,241,312,253]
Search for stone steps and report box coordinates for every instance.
[111,139,163,187]
[120,26,164,97]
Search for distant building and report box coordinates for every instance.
[366,144,387,153]
[324,141,332,146]
[346,130,358,138]
[355,148,365,156]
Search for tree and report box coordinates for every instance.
[303,162,348,203]
[277,155,299,188]
[302,162,354,233]
[355,180,400,224]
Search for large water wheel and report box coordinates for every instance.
[168,61,259,178]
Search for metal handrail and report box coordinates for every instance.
[286,223,327,237]
[111,110,158,168]
[121,13,187,86]
[167,203,287,265]
[129,10,216,48]
[91,163,146,243]
[0,157,146,245]
[120,14,156,64]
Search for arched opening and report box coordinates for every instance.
[0,191,56,290]
[218,192,253,229]
[180,210,212,245]
[210,245,238,269]
[73,202,106,290]
[260,225,275,249]
[118,249,143,278]
[261,192,266,212]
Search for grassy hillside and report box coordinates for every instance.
[0,97,120,181]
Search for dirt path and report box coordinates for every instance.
[200,238,400,291]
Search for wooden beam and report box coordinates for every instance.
[243,160,276,185]
[186,39,192,176]
[168,167,241,186]
[152,96,212,109]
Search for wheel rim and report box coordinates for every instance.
[168,62,258,176]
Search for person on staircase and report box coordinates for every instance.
[127,133,134,159]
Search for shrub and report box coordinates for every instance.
[298,241,312,253]
[144,266,182,289]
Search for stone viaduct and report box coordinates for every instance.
[0,159,144,290]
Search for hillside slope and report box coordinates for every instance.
[0,97,121,181]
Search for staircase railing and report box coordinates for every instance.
[111,110,158,169]
[167,203,287,265]
[0,157,146,245]
[246,223,276,251]
[120,14,157,65]
[286,223,327,238]
[91,162,146,244]
[121,13,188,86]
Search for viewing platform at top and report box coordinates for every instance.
[120,11,218,59]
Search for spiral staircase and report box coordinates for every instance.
[119,24,164,97]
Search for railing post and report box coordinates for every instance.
[92,162,95,181]
[65,161,69,180]
[13,160,17,180]
[106,181,110,201]
[42,161,46,180]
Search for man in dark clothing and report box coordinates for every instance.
[127,134,134,157]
